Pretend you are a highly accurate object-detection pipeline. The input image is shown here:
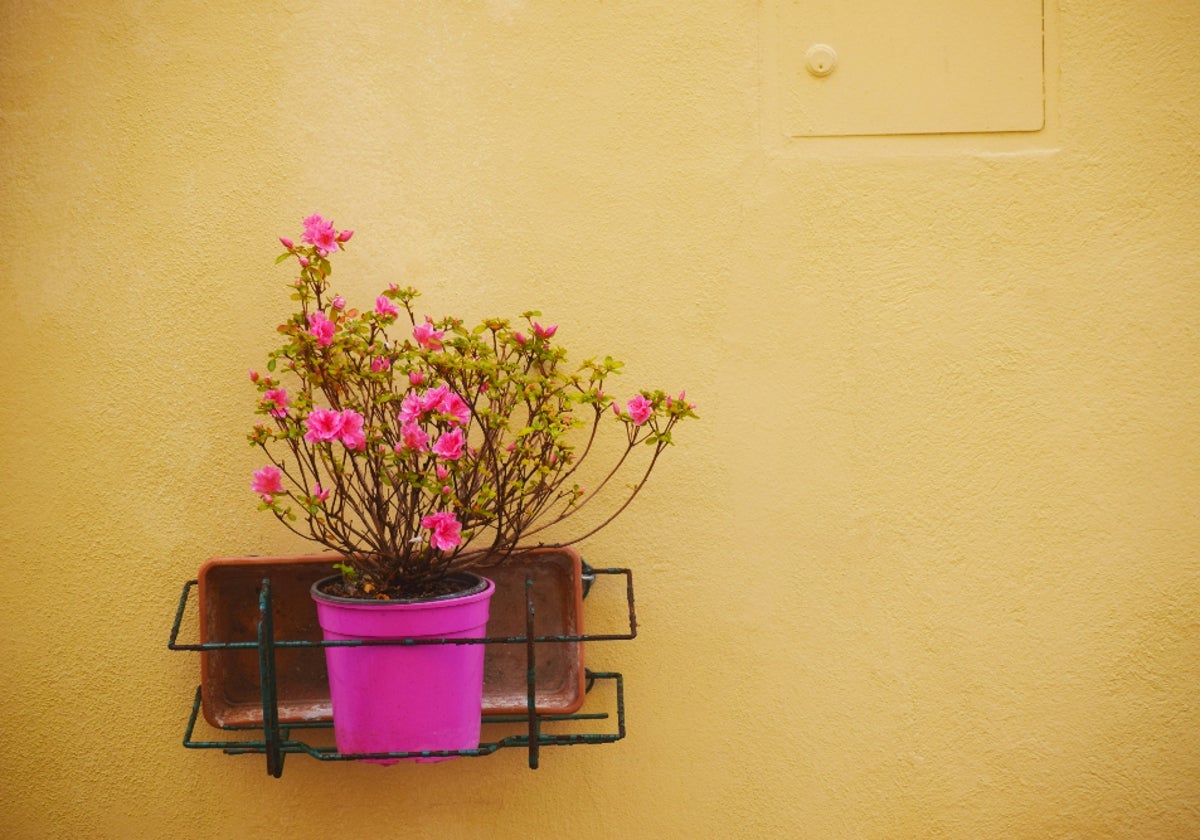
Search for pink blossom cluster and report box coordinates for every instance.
[299,213,353,255]
[431,427,464,460]
[413,318,444,350]
[307,311,336,346]
[398,384,471,426]
[395,384,471,459]
[250,468,330,506]
[261,388,289,418]
[625,394,653,426]
[304,407,367,451]
[375,296,399,320]
[420,511,462,550]
[251,465,284,501]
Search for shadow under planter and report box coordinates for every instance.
[197,548,586,728]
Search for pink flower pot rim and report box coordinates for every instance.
[310,571,493,607]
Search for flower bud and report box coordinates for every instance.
[337,229,354,243]
[279,237,294,250]
[409,371,425,386]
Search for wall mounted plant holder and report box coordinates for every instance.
[196,548,588,727]
[169,560,636,775]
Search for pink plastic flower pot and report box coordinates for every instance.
[310,572,495,763]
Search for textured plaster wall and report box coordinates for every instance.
[2,2,1198,838]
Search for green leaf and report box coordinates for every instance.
[267,358,277,372]
[333,562,359,583]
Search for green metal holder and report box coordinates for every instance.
[169,564,636,777]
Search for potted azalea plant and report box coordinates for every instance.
[247,213,695,759]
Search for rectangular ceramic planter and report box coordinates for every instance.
[197,548,586,728]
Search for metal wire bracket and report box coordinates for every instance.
[169,566,636,777]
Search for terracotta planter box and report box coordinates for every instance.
[197,549,586,728]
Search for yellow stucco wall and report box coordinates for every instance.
[2,2,1198,837]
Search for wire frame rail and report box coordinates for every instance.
[168,564,636,777]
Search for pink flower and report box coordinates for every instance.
[251,465,284,501]
[417,385,470,426]
[338,409,366,451]
[421,511,463,551]
[409,371,425,386]
[532,322,557,340]
[432,427,464,460]
[370,356,391,373]
[438,391,471,426]
[397,392,423,424]
[413,318,444,350]
[398,421,429,452]
[420,384,449,414]
[304,408,344,443]
[626,394,653,426]
[375,296,399,319]
[312,483,331,502]
[262,388,289,418]
[301,213,340,254]
[307,311,335,346]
